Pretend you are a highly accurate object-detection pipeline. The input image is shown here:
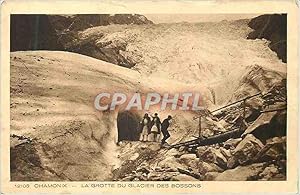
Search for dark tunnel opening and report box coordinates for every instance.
[117,111,141,142]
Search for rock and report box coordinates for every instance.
[158,156,187,171]
[232,134,264,165]
[203,172,219,181]
[129,152,139,161]
[164,167,178,172]
[198,161,223,175]
[146,143,161,151]
[179,153,197,161]
[267,136,286,144]
[200,147,227,169]
[215,163,265,181]
[148,171,177,181]
[196,146,207,158]
[258,164,279,180]
[178,168,201,179]
[178,154,199,170]
[266,173,286,181]
[178,146,186,152]
[125,171,150,181]
[256,136,286,161]
[166,148,184,158]
[223,138,242,150]
[241,111,277,138]
[11,15,64,51]
[247,14,287,62]
[218,119,230,129]
[154,167,163,172]
[242,108,286,141]
[147,133,156,142]
[121,175,135,181]
[227,156,239,169]
[219,147,232,160]
[187,146,197,153]
[136,167,150,174]
[171,174,199,181]
[202,129,214,137]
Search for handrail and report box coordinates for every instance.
[211,92,262,113]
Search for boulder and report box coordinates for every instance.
[121,174,135,181]
[241,108,286,142]
[147,172,173,181]
[232,134,264,165]
[147,172,177,181]
[215,163,265,181]
[258,164,279,180]
[10,15,64,51]
[241,111,277,138]
[196,146,207,158]
[203,171,220,181]
[187,146,197,153]
[223,138,242,150]
[166,148,184,158]
[219,147,232,160]
[200,147,227,169]
[227,156,239,169]
[255,136,286,161]
[198,161,223,175]
[178,154,199,170]
[202,129,214,137]
[171,174,199,181]
[164,167,179,172]
[179,153,197,161]
[178,146,187,152]
[158,156,186,171]
[136,167,150,175]
[129,152,139,161]
[247,14,287,62]
[178,168,201,179]
[265,173,286,181]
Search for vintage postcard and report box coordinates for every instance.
[0,0,298,194]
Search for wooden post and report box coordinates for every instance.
[198,115,202,139]
[243,99,246,119]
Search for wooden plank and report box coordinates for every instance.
[170,127,242,149]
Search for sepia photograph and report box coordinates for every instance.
[9,13,288,182]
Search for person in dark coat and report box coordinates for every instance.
[139,113,151,141]
[150,113,161,142]
[161,115,172,144]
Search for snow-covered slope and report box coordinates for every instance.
[10,51,209,180]
[10,51,144,180]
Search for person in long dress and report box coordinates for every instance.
[139,113,151,142]
[150,113,161,142]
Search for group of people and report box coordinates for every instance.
[139,113,172,145]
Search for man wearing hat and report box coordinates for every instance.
[161,115,172,145]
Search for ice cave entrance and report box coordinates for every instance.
[117,111,141,142]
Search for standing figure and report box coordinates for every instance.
[150,113,161,142]
[139,113,151,142]
[161,115,172,145]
